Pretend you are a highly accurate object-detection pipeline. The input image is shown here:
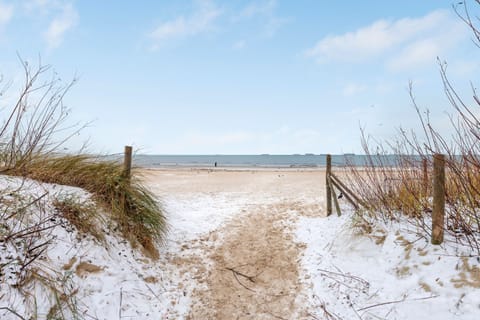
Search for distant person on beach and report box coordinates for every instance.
[214,162,217,167]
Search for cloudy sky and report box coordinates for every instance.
[0,0,478,154]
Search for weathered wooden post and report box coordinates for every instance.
[124,145,132,180]
[432,154,445,245]
[422,158,428,196]
[326,154,332,216]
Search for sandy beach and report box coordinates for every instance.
[2,167,479,319]
[141,167,327,202]
[137,168,480,320]
[138,168,325,319]
[142,168,327,319]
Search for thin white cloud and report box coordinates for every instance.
[236,0,287,37]
[184,131,255,146]
[232,39,246,50]
[149,0,221,49]
[388,21,465,71]
[44,3,78,50]
[24,0,53,12]
[292,129,322,147]
[448,59,480,77]
[25,0,79,50]
[0,1,13,28]
[165,126,325,154]
[240,0,276,18]
[389,39,442,71]
[343,83,367,96]
[306,10,466,69]
[24,0,70,16]
[262,127,324,153]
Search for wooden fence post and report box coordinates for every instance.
[422,158,428,196]
[124,145,132,180]
[326,154,332,216]
[432,154,445,245]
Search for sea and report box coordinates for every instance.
[128,154,408,168]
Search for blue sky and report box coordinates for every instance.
[0,0,478,154]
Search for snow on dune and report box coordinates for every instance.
[297,210,480,320]
[0,176,173,319]
[0,175,247,320]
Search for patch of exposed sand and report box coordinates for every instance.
[188,203,311,319]
[139,168,328,201]
[141,168,328,319]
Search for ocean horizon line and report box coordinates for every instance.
[125,154,428,168]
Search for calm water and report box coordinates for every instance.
[129,154,411,168]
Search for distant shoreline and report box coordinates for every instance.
[137,166,329,172]
[129,154,405,169]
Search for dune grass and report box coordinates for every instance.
[7,154,167,258]
[52,194,106,242]
[341,3,480,255]
[0,57,168,319]
[339,1,480,252]
[342,107,480,254]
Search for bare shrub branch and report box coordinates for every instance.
[0,55,88,172]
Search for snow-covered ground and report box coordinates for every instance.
[297,211,480,319]
[0,173,254,320]
[1,170,480,319]
[0,176,175,319]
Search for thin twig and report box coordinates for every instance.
[357,298,406,312]
[144,282,163,303]
[226,267,256,283]
[317,268,369,287]
[4,192,49,220]
[226,267,256,292]
[119,287,123,319]
[264,310,288,320]
[0,307,26,320]
[357,295,438,312]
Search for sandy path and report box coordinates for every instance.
[141,168,327,319]
[189,202,318,319]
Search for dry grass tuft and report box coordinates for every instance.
[9,154,168,256]
[341,1,480,253]
[0,57,167,319]
[342,71,480,255]
[53,195,104,241]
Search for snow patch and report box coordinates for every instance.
[296,209,480,319]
